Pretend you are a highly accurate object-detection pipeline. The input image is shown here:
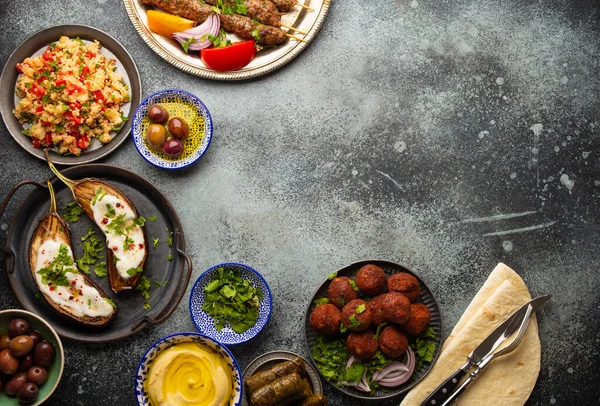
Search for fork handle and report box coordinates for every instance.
[421,363,470,406]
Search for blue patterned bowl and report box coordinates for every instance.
[132,89,213,170]
[134,332,243,406]
[190,263,272,346]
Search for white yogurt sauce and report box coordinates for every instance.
[91,193,145,280]
[35,240,115,318]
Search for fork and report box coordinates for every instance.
[440,304,534,406]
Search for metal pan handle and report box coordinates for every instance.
[0,180,48,274]
[131,230,193,330]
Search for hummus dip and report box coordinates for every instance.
[146,342,233,406]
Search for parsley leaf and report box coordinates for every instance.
[147,216,158,222]
[252,28,261,42]
[93,262,108,278]
[153,238,159,248]
[37,244,75,286]
[135,275,151,309]
[64,201,84,222]
[181,36,195,54]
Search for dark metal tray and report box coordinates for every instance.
[0,164,192,343]
[303,259,443,400]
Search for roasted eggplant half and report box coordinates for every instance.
[45,150,148,293]
[29,181,117,326]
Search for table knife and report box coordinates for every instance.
[420,295,551,406]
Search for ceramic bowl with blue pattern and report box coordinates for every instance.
[132,89,213,170]
[190,263,272,346]
[134,332,242,406]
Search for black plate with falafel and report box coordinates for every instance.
[304,260,442,400]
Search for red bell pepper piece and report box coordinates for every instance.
[201,40,256,72]
[77,135,90,150]
[93,90,105,103]
[54,78,67,86]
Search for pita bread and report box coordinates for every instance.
[400,263,540,406]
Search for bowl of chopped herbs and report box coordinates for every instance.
[189,263,272,346]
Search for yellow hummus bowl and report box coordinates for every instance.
[135,332,242,406]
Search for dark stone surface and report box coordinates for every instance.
[0,0,599,405]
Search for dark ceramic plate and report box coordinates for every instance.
[0,164,192,343]
[241,350,323,406]
[304,259,442,400]
[0,24,141,165]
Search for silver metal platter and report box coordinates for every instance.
[0,25,142,165]
[241,350,323,406]
[123,0,331,80]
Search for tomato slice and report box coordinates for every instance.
[201,40,256,72]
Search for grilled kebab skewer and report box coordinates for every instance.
[141,0,289,45]
[202,0,307,33]
[272,0,313,12]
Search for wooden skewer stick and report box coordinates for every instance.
[295,2,314,11]
[287,34,308,42]
[281,24,307,34]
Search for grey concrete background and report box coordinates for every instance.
[1,0,599,405]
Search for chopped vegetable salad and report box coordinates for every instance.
[13,36,130,155]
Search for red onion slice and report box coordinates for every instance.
[373,347,417,388]
[171,13,220,52]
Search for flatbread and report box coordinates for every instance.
[400,263,540,406]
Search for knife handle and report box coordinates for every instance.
[420,364,470,406]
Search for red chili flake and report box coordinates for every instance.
[102,218,109,225]
[112,246,118,251]
[49,286,55,291]
[41,250,45,254]
[129,244,136,250]
[78,290,83,296]
[71,280,76,285]
[138,244,144,249]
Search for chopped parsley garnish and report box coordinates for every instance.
[105,214,127,235]
[133,216,146,227]
[123,236,134,251]
[37,243,74,286]
[105,204,116,218]
[93,261,108,278]
[155,280,169,288]
[126,267,143,276]
[147,216,158,222]
[92,187,104,206]
[313,297,330,306]
[349,279,359,291]
[356,304,366,314]
[64,201,84,222]
[206,29,232,48]
[136,276,151,309]
[181,36,195,53]
[153,238,159,248]
[347,314,361,329]
[113,255,121,264]
[167,254,173,261]
[74,37,85,46]
[201,267,263,333]
[327,271,338,280]
[252,28,261,42]
[166,227,174,247]
[104,298,117,308]
[76,227,104,274]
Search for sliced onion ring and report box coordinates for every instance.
[172,13,220,52]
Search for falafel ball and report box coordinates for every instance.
[341,299,372,332]
[309,304,342,335]
[378,325,409,358]
[369,294,388,326]
[356,264,387,295]
[401,303,432,335]
[347,330,379,360]
[387,272,421,302]
[327,276,359,309]
[382,292,411,324]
